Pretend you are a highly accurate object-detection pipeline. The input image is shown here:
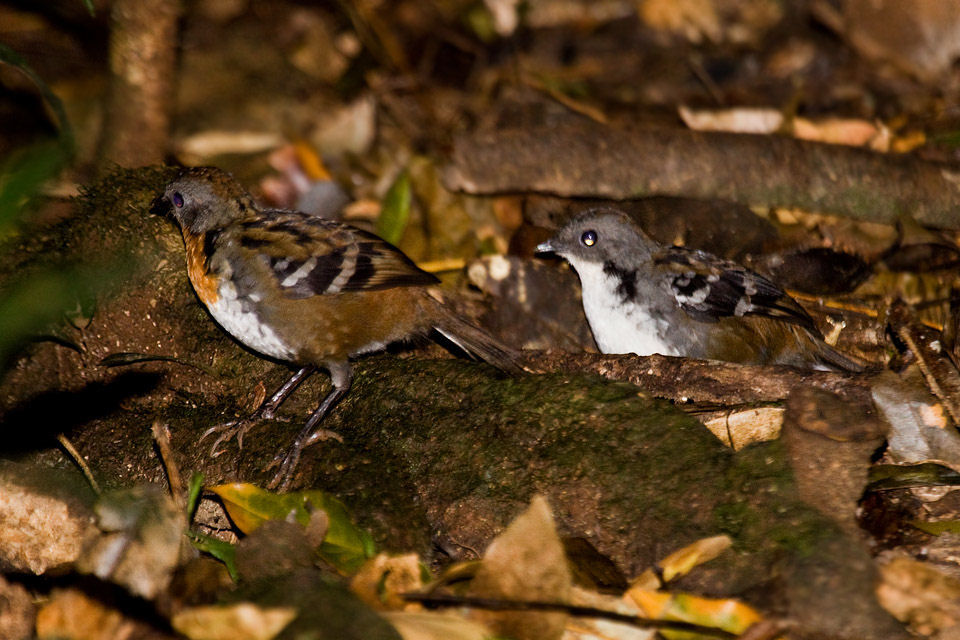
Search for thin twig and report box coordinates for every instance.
[522,74,609,124]
[401,592,738,638]
[687,53,725,106]
[152,421,185,510]
[787,290,879,318]
[57,433,101,495]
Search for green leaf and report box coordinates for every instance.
[210,483,376,575]
[187,473,205,520]
[909,520,960,536]
[0,262,124,368]
[464,4,498,43]
[188,531,239,581]
[311,491,376,574]
[81,0,96,17]
[867,463,960,491]
[0,142,68,234]
[933,130,960,149]
[376,169,411,245]
[0,43,75,154]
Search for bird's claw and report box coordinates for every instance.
[265,428,343,491]
[266,449,299,492]
[199,413,280,457]
[200,420,246,457]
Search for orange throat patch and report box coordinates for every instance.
[183,232,220,306]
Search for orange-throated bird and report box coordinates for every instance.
[153,167,521,488]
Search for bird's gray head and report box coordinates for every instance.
[536,208,657,268]
[151,166,257,234]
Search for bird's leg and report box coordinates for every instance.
[202,366,315,455]
[268,362,353,491]
[256,366,315,421]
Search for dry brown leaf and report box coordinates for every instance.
[792,117,882,147]
[567,586,654,640]
[842,0,960,80]
[679,106,922,153]
[382,611,492,640]
[35,589,133,640]
[0,574,33,640]
[468,495,572,640]
[76,486,186,599]
[678,105,783,134]
[308,95,376,157]
[873,370,960,473]
[175,130,283,164]
[878,557,960,636]
[525,1,634,29]
[639,0,722,43]
[351,553,426,611]
[700,407,784,450]
[171,603,297,640]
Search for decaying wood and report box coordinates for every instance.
[532,350,873,406]
[444,125,960,229]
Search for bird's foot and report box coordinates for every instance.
[266,428,343,491]
[200,407,286,457]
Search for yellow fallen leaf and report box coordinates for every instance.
[627,589,762,636]
[630,535,732,590]
[292,140,330,180]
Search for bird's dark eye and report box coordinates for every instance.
[580,230,597,247]
[172,192,184,208]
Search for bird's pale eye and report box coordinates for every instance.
[172,192,184,208]
[580,230,597,247]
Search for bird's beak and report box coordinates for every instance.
[535,240,555,254]
[149,194,171,218]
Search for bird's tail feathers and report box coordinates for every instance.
[429,303,523,374]
[809,336,869,373]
